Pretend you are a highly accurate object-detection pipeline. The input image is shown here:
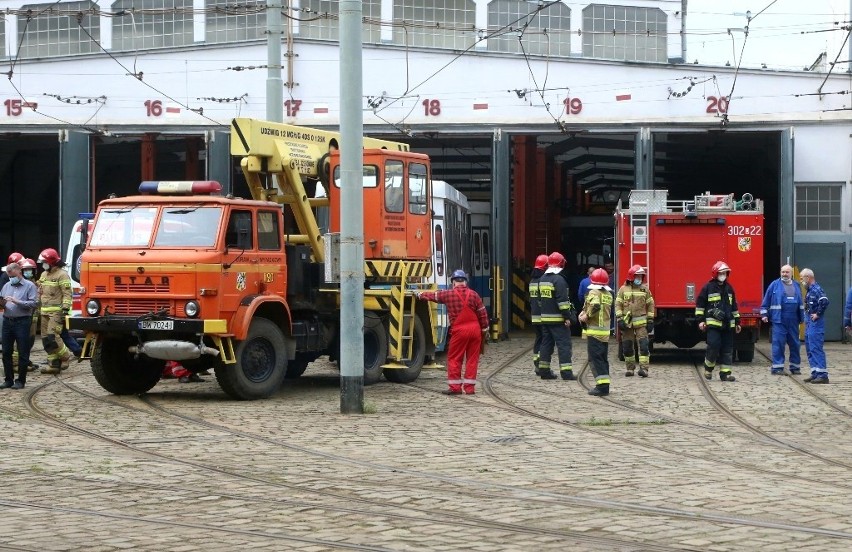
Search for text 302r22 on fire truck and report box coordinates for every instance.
[69,118,448,400]
[614,190,764,362]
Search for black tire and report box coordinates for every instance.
[215,318,287,400]
[363,313,389,385]
[736,346,754,363]
[91,337,163,395]
[383,314,425,383]
[285,353,311,380]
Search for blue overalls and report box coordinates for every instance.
[760,279,803,374]
[804,282,829,379]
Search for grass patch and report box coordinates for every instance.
[363,401,378,414]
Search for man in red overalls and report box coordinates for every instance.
[416,269,489,395]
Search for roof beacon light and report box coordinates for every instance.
[138,181,222,195]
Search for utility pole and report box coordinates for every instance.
[266,0,283,122]
[339,0,365,414]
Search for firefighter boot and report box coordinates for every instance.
[719,371,736,382]
[638,366,649,378]
[625,363,635,377]
[540,371,558,380]
[41,360,61,375]
[588,384,610,397]
[560,370,576,381]
[704,368,713,381]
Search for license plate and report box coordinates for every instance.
[139,320,174,331]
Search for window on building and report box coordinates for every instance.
[795,183,842,231]
[393,0,476,50]
[299,0,382,43]
[206,0,266,44]
[17,1,100,58]
[582,4,667,62]
[487,0,571,57]
[112,0,194,51]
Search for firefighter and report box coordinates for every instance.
[695,261,740,382]
[37,248,73,375]
[416,270,488,395]
[579,268,613,396]
[615,265,655,377]
[800,268,829,384]
[528,254,548,376]
[759,265,804,375]
[12,258,39,373]
[537,252,577,381]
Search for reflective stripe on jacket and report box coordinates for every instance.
[538,271,573,324]
[695,278,740,329]
[38,267,72,312]
[615,283,655,327]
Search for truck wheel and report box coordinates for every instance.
[363,314,388,385]
[383,314,425,383]
[215,318,287,400]
[91,337,163,395]
[285,353,311,380]
[736,346,754,363]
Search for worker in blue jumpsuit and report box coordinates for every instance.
[800,268,829,384]
[760,264,804,375]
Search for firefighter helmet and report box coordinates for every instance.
[450,269,468,282]
[590,268,609,286]
[534,254,548,270]
[711,261,731,277]
[627,265,646,279]
[38,248,61,268]
[20,258,36,269]
[547,251,566,268]
[7,252,23,265]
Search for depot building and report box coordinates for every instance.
[1,0,850,337]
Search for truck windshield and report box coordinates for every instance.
[154,207,222,247]
[89,206,158,247]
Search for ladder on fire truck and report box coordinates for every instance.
[625,190,658,279]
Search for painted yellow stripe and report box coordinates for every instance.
[86,263,276,273]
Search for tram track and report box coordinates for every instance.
[10,354,852,545]
[16,376,684,551]
[689,351,852,471]
[753,346,852,418]
[478,346,852,490]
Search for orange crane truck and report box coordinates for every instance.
[69,118,438,400]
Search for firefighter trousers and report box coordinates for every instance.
[588,337,611,386]
[532,324,543,370]
[620,326,649,372]
[40,311,72,367]
[704,328,734,375]
[538,323,573,374]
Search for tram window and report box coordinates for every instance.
[482,231,491,270]
[385,160,404,213]
[409,163,428,215]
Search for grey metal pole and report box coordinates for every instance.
[266,0,283,122]
[339,0,365,414]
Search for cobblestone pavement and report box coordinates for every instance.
[0,334,850,551]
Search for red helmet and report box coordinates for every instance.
[38,248,61,267]
[7,252,23,265]
[20,258,36,269]
[547,251,566,268]
[590,268,609,286]
[534,254,548,270]
[711,261,731,277]
[627,264,646,279]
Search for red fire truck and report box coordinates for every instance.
[614,190,763,361]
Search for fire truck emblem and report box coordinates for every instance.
[738,237,752,252]
[236,272,247,291]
